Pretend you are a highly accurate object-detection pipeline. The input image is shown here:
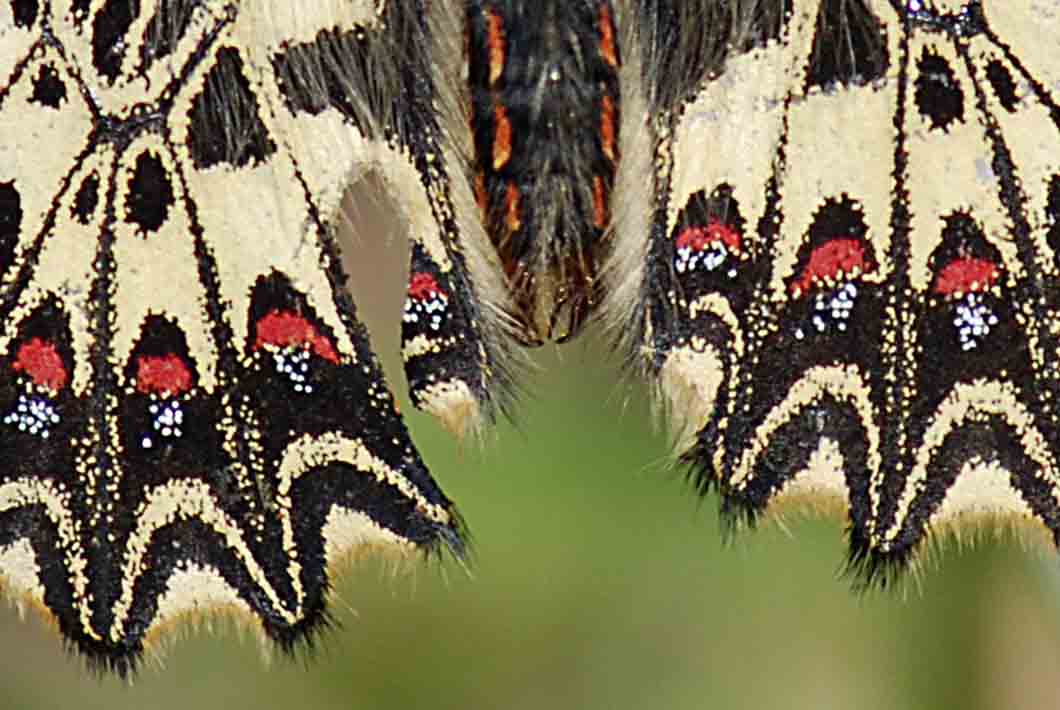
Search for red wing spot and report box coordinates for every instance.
[136,354,193,396]
[408,272,446,301]
[13,338,67,391]
[254,311,340,363]
[933,257,1000,295]
[791,239,868,294]
[675,220,742,253]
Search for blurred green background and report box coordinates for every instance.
[3,185,1060,709]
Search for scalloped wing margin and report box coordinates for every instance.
[611,0,1060,584]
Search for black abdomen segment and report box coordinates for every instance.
[466,0,620,343]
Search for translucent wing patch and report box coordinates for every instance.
[617,0,1060,583]
[0,0,464,673]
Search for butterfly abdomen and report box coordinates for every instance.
[465,0,620,343]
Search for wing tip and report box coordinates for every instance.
[414,379,486,441]
[847,512,1059,592]
[658,345,725,454]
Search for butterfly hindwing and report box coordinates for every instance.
[617,0,1060,581]
[0,0,464,673]
[865,0,1060,572]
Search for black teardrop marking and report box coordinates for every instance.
[914,49,965,130]
[11,0,40,29]
[125,151,174,236]
[29,64,67,109]
[71,173,101,225]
